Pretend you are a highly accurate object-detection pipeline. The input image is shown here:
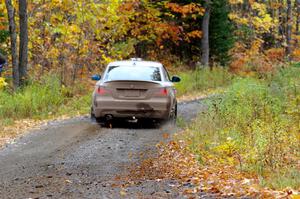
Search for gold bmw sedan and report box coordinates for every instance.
[91,59,180,124]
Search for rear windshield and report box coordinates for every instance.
[104,66,162,82]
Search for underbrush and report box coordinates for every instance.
[0,75,91,127]
[175,67,234,96]
[184,67,300,189]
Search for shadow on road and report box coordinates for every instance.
[93,118,164,129]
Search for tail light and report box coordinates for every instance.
[156,88,168,96]
[97,86,109,95]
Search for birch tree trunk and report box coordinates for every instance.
[5,0,19,88]
[201,0,211,67]
[19,0,28,85]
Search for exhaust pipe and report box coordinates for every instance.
[128,116,138,123]
[105,114,113,121]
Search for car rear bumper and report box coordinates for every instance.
[93,97,170,119]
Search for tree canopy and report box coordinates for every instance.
[0,0,299,86]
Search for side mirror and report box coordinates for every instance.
[171,76,181,83]
[91,74,101,81]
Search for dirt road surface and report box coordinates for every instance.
[0,100,210,199]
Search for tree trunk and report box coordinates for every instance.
[278,0,286,47]
[19,0,28,85]
[286,0,293,61]
[296,0,300,36]
[5,0,19,88]
[201,0,211,67]
[0,53,6,76]
[0,53,6,65]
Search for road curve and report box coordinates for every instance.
[0,99,207,199]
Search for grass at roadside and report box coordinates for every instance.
[0,75,91,137]
[182,66,300,189]
[175,67,234,97]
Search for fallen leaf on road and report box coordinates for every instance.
[162,133,169,139]
[120,140,290,198]
[120,188,127,196]
[291,194,300,199]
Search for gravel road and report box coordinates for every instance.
[0,99,208,199]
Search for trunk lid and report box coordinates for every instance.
[103,80,162,100]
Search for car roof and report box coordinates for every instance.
[107,60,163,68]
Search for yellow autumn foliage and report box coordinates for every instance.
[0,77,7,90]
[228,0,243,4]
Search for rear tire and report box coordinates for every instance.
[168,103,177,124]
[91,107,95,120]
[173,103,178,118]
[91,107,106,124]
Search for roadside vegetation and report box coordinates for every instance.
[183,65,300,189]
[0,75,91,128]
[175,67,234,97]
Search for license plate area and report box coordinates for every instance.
[124,90,140,97]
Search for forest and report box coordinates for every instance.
[0,0,299,87]
[0,0,300,197]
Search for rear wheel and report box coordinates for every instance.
[168,103,177,124]
[91,107,106,124]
